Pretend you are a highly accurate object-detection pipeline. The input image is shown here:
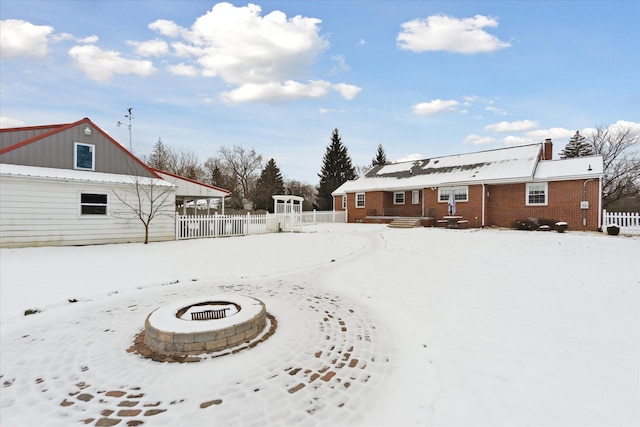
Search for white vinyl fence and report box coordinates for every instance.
[603,210,640,235]
[176,210,347,240]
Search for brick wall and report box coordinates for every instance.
[485,179,600,231]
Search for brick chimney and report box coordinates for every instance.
[541,138,553,160]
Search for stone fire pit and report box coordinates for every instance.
[143,294,267,356]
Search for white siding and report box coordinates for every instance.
[0,174,176,248]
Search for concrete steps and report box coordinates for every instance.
[387,218,421,228]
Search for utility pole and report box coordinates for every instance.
[117,107,134,152]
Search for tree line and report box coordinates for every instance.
[144,123,638,213]
[144,129,390,213]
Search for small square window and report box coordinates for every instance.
[80,193,108,215]
[75,142,95,170]
[394,191,405,204]
[527,183,548,206]
[356,193,365,208]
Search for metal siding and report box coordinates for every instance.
[0,124,154,177]
[0,174,176,248]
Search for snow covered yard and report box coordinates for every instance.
[1,224,638,426]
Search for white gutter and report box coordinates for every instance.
[481,183,486,227]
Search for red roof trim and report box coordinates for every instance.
[0,117,162,179]
[153,168,231,195]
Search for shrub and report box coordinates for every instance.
[24,308,41,316]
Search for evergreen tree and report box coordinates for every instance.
[146,137,174,171]
[317,129,356,210]
[371,143,388,167]
[255,158,285,212]
[559,131,594,159]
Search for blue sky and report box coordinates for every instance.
[1,1,638,184]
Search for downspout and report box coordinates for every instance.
[598,176,603,231]
[583,179,594,231]
[481,183,486,228]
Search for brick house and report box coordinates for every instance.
[332,140,604,231]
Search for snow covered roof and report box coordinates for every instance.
[0,163,173,187]
[154,170,230,199]
[533,155,604,180]
[333,144,542,195]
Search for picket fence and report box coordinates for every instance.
[603,210,640,235]
[176,210,346,240]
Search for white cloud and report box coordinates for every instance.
[68,45,156,82]
[397,14,511,54]
[485,106,508,116]
[396,153,423,162]
[465,134,497,145]
[222,80,331,103]
[77,35,99,44]
[168,63,199,77]
[0,116,26,128]
[332,83,361,100]
[526,127,574,141]
[485,120,538,132]
[331,54,350,73]
[148,3,353,103]
[413,99,459,115]
[127,39,169,57]
[357,38,366,46]
[148,19,183,38]
[0,19,54,59]
[178,3,328,84]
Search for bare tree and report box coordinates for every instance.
[112,176,175,244]
[285,179,317,210]
[585,123,640,209]
[171,148,206,181]
[218,145,263,208]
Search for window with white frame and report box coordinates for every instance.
[526,182,548,206]
[394,191,405,204]
[412,190,420,204]
[74,142,95,170]
[342,195,346,209]
[356,193,365,208]
[80,193,108,215]
[438,186,468,202]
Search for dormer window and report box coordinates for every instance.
[74,142,95,170]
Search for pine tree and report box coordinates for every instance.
[559,131,595,159]
[146,137,174,171]
[317,129,356,210]
[371,143,388,167]
[255,158,285,212]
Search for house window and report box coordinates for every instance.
[356,193,365,208]
[526,182,548,206]
[342,195,346,209]
[74,142,95,170]
[394,191,405,205]
[412,190,420,204]
[80,193,108,215]
[438,186,468,202]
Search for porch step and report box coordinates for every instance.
[387,218,421,228]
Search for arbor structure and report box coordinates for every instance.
[255,158,285,212]
[584,123,640,209]
[317,128,356,210]
[559,131,594,158]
